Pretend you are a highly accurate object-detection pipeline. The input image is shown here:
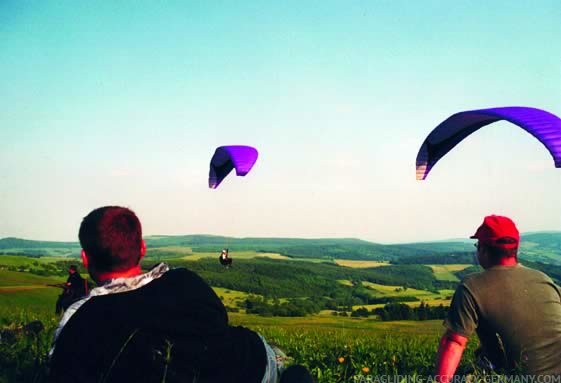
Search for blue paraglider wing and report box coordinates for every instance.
[416,106,561,180]
[209,145,259,188]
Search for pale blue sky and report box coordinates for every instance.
[1,1,560,243]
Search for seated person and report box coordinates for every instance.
[436,215,561,380]
[49,206,292,383]
[54,265,88,314]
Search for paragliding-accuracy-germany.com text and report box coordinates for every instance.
[351,375,561,383]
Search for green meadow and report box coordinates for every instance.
[428,265,472,282]
[2,234,560,383]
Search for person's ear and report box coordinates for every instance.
[140,240,146,260]
[81,250,89,269]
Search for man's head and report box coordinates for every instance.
[78,206,146,279]
[68,265,78,274]
[471,215,519,267]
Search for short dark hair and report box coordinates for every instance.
[483,238,518,262]
[78,206,143,273]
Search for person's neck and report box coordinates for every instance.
[494,257,518,267]
[95,265,143,285]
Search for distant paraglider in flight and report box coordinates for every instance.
[219,248,232,268]
[209,145,259,189]
[416,106,561,180]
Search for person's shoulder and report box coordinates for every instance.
[157,267,212,289]
[517,264,555,281]
[162,267,201,281]
[460,269,485,285]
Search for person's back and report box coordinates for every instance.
[48,206,281,383]
[49,267,266,382]
[437,215,561,381]
[452,265,561,373]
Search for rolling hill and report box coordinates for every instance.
[1,232,560,264]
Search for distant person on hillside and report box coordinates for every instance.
[219,248,233,267]
[54,265,87,314]
[435,215,561,381]
[48,205,306,383]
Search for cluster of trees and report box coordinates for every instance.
[143,236,442,261]
[0,259,87,278]
[157,258,461,317]
[391,252,475,265]
[166,258,452,299]
[239,292,423,317]
[350,302,449,321]
[241,296,326,317]
[0,250,50,257]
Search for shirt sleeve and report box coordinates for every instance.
[444,284,479,338]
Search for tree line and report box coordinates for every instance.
[351,302,449,321]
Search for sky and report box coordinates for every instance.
[1,1,560,244]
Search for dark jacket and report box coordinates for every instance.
[49,268,267,383]
[66,272,87,299]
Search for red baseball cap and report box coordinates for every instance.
[470,215,520,249]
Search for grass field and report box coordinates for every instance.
[363,282,442,298]
[351,299,451,311]
[334,260,390,268]
[0,255,73,269]
[337,279,354,287]
[0,270,65,287]
[148,246,194,255]
[227,314,472,382]
[230,312,445,335]
[333,279,455,310]
[0,270,66,318]
[360,281,454,308]
[0,288,61,318]
[0,248,76,257]
[428,264,472,282]
[212,286,254,309]
[181,251,292,261]
[0,264,476,383]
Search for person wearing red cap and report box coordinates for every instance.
[435,215,561,381]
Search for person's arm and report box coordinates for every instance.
[435,330,468,383]
[437,282,477,383]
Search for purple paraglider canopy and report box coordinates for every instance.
[416,106,561,180]
[209,145,259,189]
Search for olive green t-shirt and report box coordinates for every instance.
[445,264,561,375]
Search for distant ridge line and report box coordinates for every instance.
[1,230,560,247]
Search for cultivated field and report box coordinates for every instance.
[181,251,292,261]
[334,260,390,268]
[428,264,472,282]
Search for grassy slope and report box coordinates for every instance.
[0,270,66,323]
[0,270,65,287]
[428,264,472,282]
[334,260,390,268]
[229,312,444,334]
